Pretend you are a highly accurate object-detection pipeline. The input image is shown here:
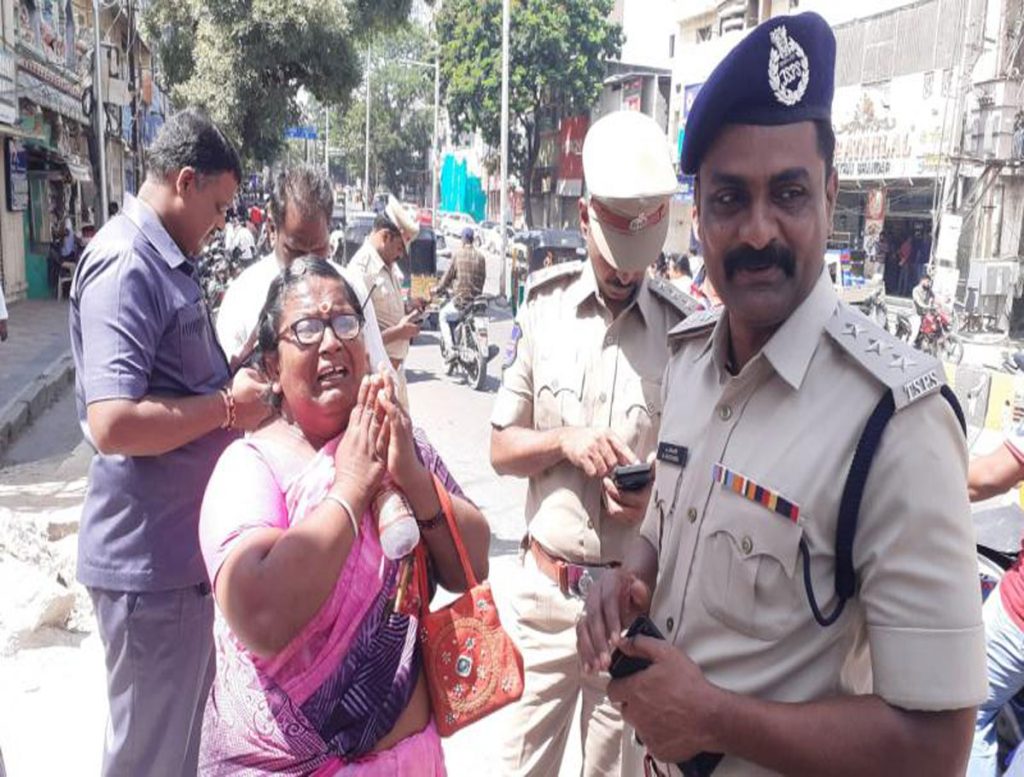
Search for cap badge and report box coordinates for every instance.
[629,211,649,233]
[768,25,809,107]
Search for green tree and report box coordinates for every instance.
[437,0,621,226]
[329,24,436,201]
[141,0,413,164]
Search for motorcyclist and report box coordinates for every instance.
[432,226,486,364]
[912,270,934,316]
[909,269,934,346]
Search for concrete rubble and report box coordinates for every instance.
[0,505,87,655]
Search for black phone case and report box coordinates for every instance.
[608,615,664,679]
[613,463,653,492]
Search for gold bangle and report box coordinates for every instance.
[219,387,236,430]
[322,493,359,539]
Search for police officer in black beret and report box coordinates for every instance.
[578,12,986,776]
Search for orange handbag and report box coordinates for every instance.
[411,474,524,737]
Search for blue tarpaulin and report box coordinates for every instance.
[440,154,486,222]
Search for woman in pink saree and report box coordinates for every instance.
[199,257,490,775]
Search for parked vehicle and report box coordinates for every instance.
[509,229,586,312]
[339,211,376,265]
[436,293,498,391]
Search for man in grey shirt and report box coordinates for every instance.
[70,109,270,776]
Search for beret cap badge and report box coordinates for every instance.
[768,25,810,107]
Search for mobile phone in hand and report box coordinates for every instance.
[612,462,653,492]
[608,615,664,679]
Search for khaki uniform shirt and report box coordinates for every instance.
[633,269,987,776]
[491,260,695,565]
[349,239,408,362]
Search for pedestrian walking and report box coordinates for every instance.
[492,110,697,777]
[347,196,423,409]
[577,13,986,776]
[214,164,388,374]
[69,109,273,777]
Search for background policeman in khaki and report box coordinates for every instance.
[577,13,987,776]
[348,196,422,407]
[491,111,695,777]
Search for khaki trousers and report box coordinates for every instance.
[502,552,624,777]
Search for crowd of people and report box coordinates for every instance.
[61,10,1024,777]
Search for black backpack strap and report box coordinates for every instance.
[802,385,966,627]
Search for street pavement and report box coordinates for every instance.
[0,300,70,408]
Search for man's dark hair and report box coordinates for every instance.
[814,120,835,179]
[372,213,401,237]
[671,253,692,277]
[268,164,335,229]
[146,108,242,183]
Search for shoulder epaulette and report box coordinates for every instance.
[647,277,701,319]
[668,306,720,341]
[524,260,584,299]
[824,302,944,411]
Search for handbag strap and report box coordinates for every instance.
[430,473,479,589]
[412,474,478,613]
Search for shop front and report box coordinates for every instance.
[831,71,947,297]
[15,56,94,299]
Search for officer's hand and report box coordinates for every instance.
[229,367,274,432]
[560,428,634,479]
[395,311,422,341]
[577,567,651,674]
[602,471,654,526]
[608,636,723,763]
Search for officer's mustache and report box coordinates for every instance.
[723,242,796,280]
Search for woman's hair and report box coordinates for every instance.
[256,256,363,357]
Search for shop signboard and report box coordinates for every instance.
[0,49,16,125]
[556,115,587,197]
[862,187,886,256]
[833,72,945,181]
[935,213,963,263]
[6,138,28,211]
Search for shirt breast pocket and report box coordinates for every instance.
[620,377,662,453]
[177,300,218,389]
[698,490,805,642]
[534,354,585,430]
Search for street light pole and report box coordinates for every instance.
[324,106,330,179]
[93,0,108,225]
[433,56,440,230]
[364,43,372,208]
[499,0,510,300]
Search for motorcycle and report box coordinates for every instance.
[855,287,889,332]
[919,304,965,364]
[436,294,499,391]
[894,303,964,364]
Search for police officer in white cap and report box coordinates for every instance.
[491,110,698,777]
[348,195,423,408]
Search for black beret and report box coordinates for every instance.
[681,12,836,175]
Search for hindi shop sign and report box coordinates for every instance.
[833,73,945,181]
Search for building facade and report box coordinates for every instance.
[0,0,165,304]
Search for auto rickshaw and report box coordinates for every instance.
[510,229,586,314]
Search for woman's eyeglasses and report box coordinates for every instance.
[284,314,363,346]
